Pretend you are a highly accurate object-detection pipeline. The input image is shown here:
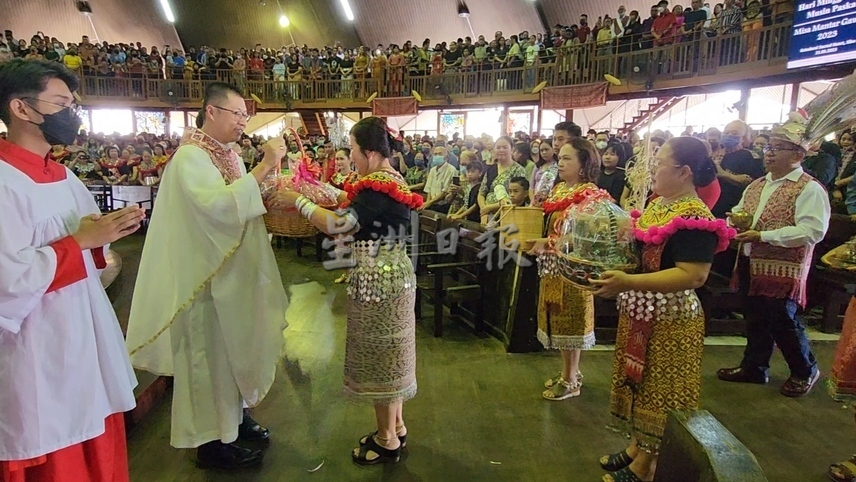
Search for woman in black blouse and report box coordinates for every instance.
[591,137,735,482]
[274,117,422,466]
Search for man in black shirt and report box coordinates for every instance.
[443,43,462,71]
[711,120,765,218]
[641,5,659,50]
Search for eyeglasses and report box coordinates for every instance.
[650,162,683,173]
[762,145,801,155]
[22,97,82,117]
[211,105,252,122]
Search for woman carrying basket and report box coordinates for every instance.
[590,137,735,482]
[527,138,607,401]
[273,117,422,465]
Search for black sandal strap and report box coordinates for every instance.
[353,436,400,465]
[606,466,645,482]
[600,450,634,471]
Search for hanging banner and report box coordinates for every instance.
[540,83,608,110]
[244,98,257,117]
[372,97,418,117]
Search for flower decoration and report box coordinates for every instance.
[342,172,423,209]
[633,216,736,253]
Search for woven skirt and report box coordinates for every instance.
[536,274,596,350]
[608,290,705,454]
[343,242,417,405]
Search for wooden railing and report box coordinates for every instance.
[76,21,793,107]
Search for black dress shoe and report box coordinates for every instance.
[716,367,769,384]
[239,408,270,442]
[196,441,263,470]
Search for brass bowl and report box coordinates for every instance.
[730,211,753,231]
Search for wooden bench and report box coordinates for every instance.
[656,410,768,482]
[416,221,485,337]
[697,271,746,336]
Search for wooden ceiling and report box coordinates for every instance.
[171,0,360,51]
[348,0,543,48]
[2,0,180,49]
[3,0,663,59]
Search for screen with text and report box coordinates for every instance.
[788,0,856,68]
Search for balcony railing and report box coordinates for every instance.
[76,21,793,107]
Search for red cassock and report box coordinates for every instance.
[1,414,128,482]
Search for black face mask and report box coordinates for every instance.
[28,105,82,146]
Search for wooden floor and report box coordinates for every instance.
[111,234,853,482]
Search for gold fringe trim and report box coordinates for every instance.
[128,228,247,358]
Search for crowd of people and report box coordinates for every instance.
[1,0,793,98]
[1,52,854,482]
[7,111,853,226]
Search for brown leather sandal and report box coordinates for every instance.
[780,370,820,397]
[829,455,856,482]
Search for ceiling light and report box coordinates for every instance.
[457,1,470,18]
[159,0,175,22]
[340,0,355,21]
[279,15,290,27]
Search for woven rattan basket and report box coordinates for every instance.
[496,205,544,248]
[263,127,329,238]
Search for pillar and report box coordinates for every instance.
[738,88,750,122]
[163,109,171,137]
[564,109,574,123]
[789,82,801,113]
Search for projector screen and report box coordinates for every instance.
[788,0,856,68]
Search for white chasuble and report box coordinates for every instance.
[126,128,288,447]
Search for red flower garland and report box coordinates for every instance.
[542,187,609,214]
[632,213,737,254]
[341,173,424,209]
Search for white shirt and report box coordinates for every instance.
[702,6,713,28]
[424,162,457,203]
[0,161,136,460]
[733,167,830,255]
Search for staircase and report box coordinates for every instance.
[298,111,327,137]
[621,96,684,135]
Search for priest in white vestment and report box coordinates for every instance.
[125,83,289,470]
[0,59,144,482]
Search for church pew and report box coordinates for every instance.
[655,410,768,482]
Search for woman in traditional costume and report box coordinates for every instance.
[131,148,163,186]
[274,116,422,466]
[329,147,358,190]
[823,257,856,481]
[528,138,605,400]
[591,137,735,482]
[99,146,129,185]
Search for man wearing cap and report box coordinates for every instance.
[717,115,829,397]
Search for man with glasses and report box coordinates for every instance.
[126,82,289,470]
[711,120,765,218]
[0,59,144,481]
[717,116,829,397]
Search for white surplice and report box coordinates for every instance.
[125,128,288,448]
[0,155,136,460]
